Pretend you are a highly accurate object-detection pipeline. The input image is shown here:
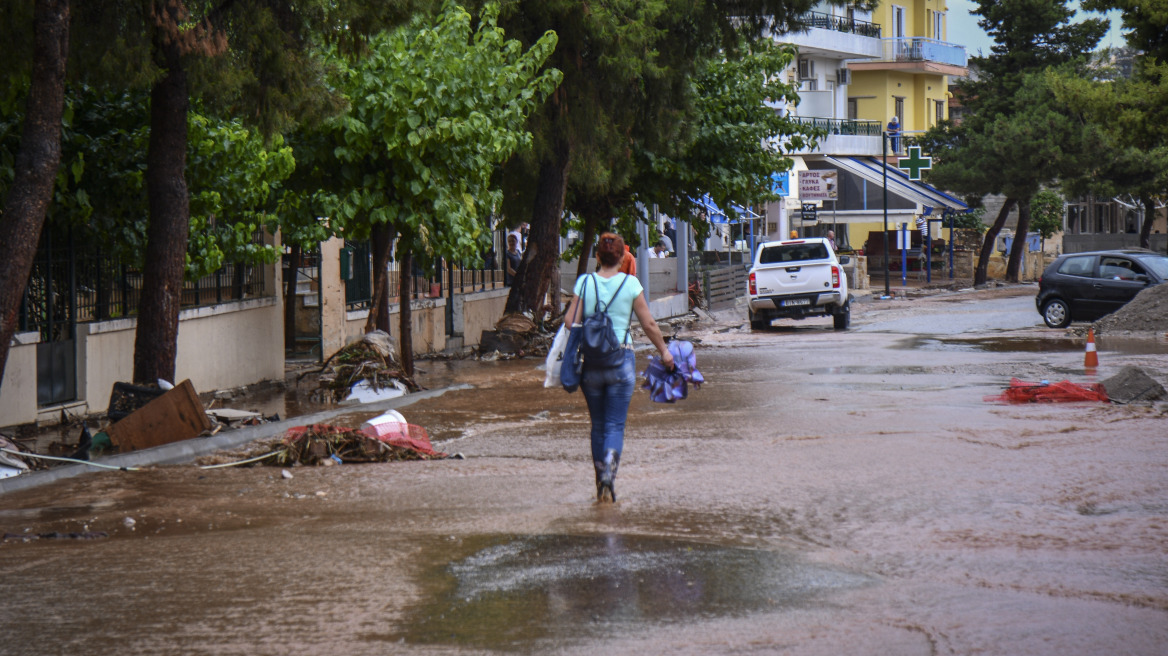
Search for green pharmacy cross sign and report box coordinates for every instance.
[897,146,932,180]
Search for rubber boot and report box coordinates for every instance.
[596,449,619,502]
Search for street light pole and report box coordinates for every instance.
[882,130,890,297]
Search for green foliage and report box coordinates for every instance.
[1046,61,1168,202]
[318,1,561,266]
[951,207,988,234]
[639,38,822,222]
[1082,0,1168,63]
[1,85,294,278]
[961,0,1107,122]
[1030,190,1065,239]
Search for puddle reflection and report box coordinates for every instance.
[387,533,870,650]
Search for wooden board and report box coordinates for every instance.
[107,380,212,452]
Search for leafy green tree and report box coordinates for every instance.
[488,0,851,316]
[924,0,1105,285]
[313,2,561,374]
[1082,0,1168,63]
[1052,1,1168,249]
[1030,189,1064,254]
[0,0,69,384]
[639,38,820,228]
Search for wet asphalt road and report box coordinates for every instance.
[2,286,1167,655]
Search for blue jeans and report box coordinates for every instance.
[581,349,636,463]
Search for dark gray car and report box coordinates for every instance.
[1036,249,1168,328]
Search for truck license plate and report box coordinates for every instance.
[781,298,811,306]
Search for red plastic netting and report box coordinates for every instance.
[985,378,1109,404]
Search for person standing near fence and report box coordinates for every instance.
[564,232,674,502]
[504,233,522,286]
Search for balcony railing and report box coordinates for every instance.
[803,11,882,38]
[791,117,883,137]
[880,37,967,67]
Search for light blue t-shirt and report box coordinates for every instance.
[572,273,643,345]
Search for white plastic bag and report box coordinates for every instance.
[544,325,568,388]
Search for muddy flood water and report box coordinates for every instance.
[2,287,1167,655]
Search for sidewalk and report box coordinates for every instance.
[0,384,469,497]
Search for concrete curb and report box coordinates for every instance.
[0,384,471,497]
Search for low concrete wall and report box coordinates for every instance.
[458,288,509,348]
[76,297,285,415]
[0,333,40,427]
[560,258,689,307]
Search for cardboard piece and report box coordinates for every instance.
[107,379,212,452]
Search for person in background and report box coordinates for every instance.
[650,240,669,258]
[598,240,637,275]
[663,220,677,253]
[659,230,674,254]
[790,229,799,239]
[564,232,674,502]
[826,230,836,252]
[504,233,522,286]
[887,116,900,153]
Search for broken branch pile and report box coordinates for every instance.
[277,424,444,466]
[309,331,420,403]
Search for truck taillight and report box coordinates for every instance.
[748,272,757,295]
[831,265,840,288]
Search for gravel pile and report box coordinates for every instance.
[1092,283,1168,334]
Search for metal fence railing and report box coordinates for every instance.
[790,117,884,137]
[343,240,507,310]
[803,11,882,38]
[20,235,271,340]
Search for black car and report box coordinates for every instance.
[1036,249,1168,328]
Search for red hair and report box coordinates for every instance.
[596,232,626,268]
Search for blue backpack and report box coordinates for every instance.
[561,273,631,392]
[580,273,630,368]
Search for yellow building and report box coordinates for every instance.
[848,0,967,136]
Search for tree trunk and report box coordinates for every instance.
[574,209,602,279]
[133,34,190,385]
[1005,198,1031,282]
[505,136,571,316]
[0,0,69,382]
[1140,194,1155,250]
[365,222,396,333]
[974,198,1016,287]
[283,243,300,351]
[397,249,414,378]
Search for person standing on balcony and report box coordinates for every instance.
[887,116,900,154]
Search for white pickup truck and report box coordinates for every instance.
[747,237,853,330]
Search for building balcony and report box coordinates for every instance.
[786,116,883,157]
[804,11,881,38]
[847,37,968,76]
[777,11,882,60]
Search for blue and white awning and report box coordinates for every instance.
[693,195,762,224]
[824,156,969,212]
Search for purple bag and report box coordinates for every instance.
[641,340,704,403]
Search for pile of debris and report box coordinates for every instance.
[308,330,420,403]
[478,313,560,359]
[277,423,442,466]
[1091,283,1168,334]
[196,410,445,468]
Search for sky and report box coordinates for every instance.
[946,0,1127,58]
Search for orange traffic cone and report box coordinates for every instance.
[1084,328,1099,369]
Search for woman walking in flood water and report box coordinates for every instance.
[564,232,674,502]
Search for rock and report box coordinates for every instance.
[123,517,136,528]
[281,469,293,480]
[1100,366,1166,404]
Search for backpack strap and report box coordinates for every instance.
[591,272,632,345]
